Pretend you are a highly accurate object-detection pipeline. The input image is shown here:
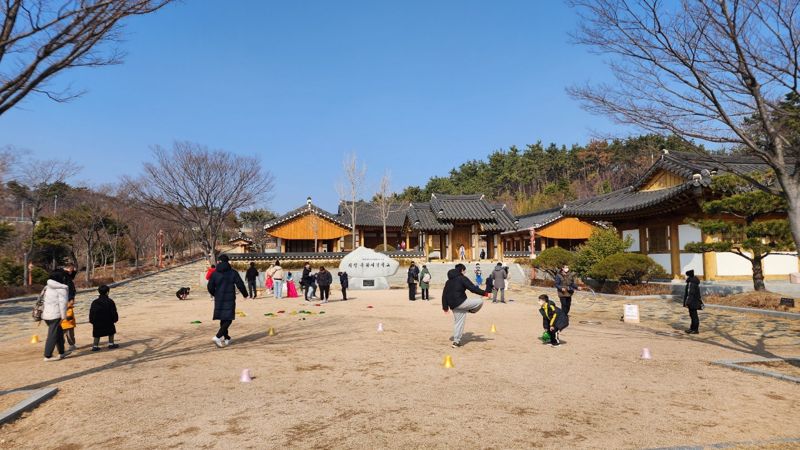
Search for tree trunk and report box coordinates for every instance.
[85,245,91,283]
[785,184,800,259]
[382,221,387,251]
[751,257,766,292]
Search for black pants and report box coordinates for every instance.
[341,287,347,300]
[549,327,560,345]
[216,320,232,339]
[421,288,429,300]
[247,280,257,298]
[44,319,65,358]
[559,297,572,316]
[689,308,699,332]
[319,285,330,301]
[408,283,417,300]
[65,328,75,346]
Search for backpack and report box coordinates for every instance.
[32,287,47,322]
[422,273,431,283]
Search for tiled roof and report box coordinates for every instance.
[407,195,518,232]
[515,207,563,230]
[407,203,453,231]
[337,201,408,227]
[562,182,703,220]
[265,202,351,230]
[634,150,784,189]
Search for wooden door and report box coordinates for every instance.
[451,226,472,260]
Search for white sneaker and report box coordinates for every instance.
[223,339,231,347]
[212,336,224,348]
[44,356,58,362]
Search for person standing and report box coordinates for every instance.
[89,285,119,350]
[207,254,248,348]
[458,244,466,261]
[479,248,486,260]
[245,262,259,299]
[42,271,70,361]
[267,260,284,299]
[475,263,483,286]
[316,267,333,302]
[683,269,703,334]
[61,297,77,352]
[205,264,216,281]
[301,262,313,300]
[407,262,420,300]
[442,263,488,347]
[554,264,577,316]
[419,265,431,300]
[491,262,507,303]
[338,271,349,300]
[286,272,299,298]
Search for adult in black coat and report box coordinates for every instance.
[301,263,313,300]
[89,285,119,349]
[245,262,259,298]
[207,255,248,347]
[316,267,333,302]
[683,270,703,334]
[407,262,420,301]
[338,271,349,301]
[442,264,488,347]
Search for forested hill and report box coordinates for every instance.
[397,134,703,215]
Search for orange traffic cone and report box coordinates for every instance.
[30,335,40,344]
[490,324,497,333]
[267,327,276,336]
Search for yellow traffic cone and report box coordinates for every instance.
[490,324,497,333]
[443,355,454,368]
[267,327,276,336]
[30,335,40,344]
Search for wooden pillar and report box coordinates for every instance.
[639,227,648,255]
[447,230,453,261]
[529,229,536,258]
[405,231,410,251]
[669,222,681,278]
[702,232,717,281]
[497,234,504,260]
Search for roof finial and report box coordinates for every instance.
[307,196,312,207]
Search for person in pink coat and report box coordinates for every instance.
[286,272,298,298]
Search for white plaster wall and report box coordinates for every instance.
[622,229,639,252]
[649,253,672,274]
[678,224,702,249]
[680,253,704,276]
[763,253,799,275]
[716,252,753,276]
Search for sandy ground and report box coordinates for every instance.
[1,262,799,449]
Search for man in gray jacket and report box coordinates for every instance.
[491,262,507,303]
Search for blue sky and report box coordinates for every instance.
[0,0,625,213]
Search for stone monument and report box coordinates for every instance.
[338,247,399,290]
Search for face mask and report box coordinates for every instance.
[563,268,569,273]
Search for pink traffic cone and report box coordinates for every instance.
[377,322,384,332]
[240,368,252,382]
[641,348,652,360]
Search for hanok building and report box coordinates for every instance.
[562,150,799,280]
[228,231,255,254]
[263,198,351,253]
[337,202,411,250]
[502,207,599,255]
[406,194,518,260]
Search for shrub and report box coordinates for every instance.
[0,258,23,286]
[31,266,50,285]
[588,253,667,285]
[375,244,396,252]
[532,247,576,279]
[574,228,633,277]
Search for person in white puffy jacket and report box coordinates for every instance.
[42,271,70,361]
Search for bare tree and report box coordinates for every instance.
[336,152,366,249]
[568,0,800,253]
[374,170,401,250]
[0,0,174,116]
[6,157,78,285]
[126,141,274,264]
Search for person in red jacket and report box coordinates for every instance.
[205,264,216,281]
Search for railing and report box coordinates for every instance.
[503,250,532,258]
[225,250,426,261]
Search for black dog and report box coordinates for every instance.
[176,287,191,300]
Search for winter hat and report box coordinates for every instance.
[685,269,695,278]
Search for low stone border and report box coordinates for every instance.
[649,436,800,450]
[712,357,800,384]
[0,257,204,305]
[589,293,800,320]
[0,387,58,425]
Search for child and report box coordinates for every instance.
[338,271,349,300]
[286,272,298,298]
[485,272,494,293]
[538,294,568,347]
[475,263,483,286]
[89,285,119,351]
[61,298,77,352]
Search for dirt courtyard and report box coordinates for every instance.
[1,262,799,449]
